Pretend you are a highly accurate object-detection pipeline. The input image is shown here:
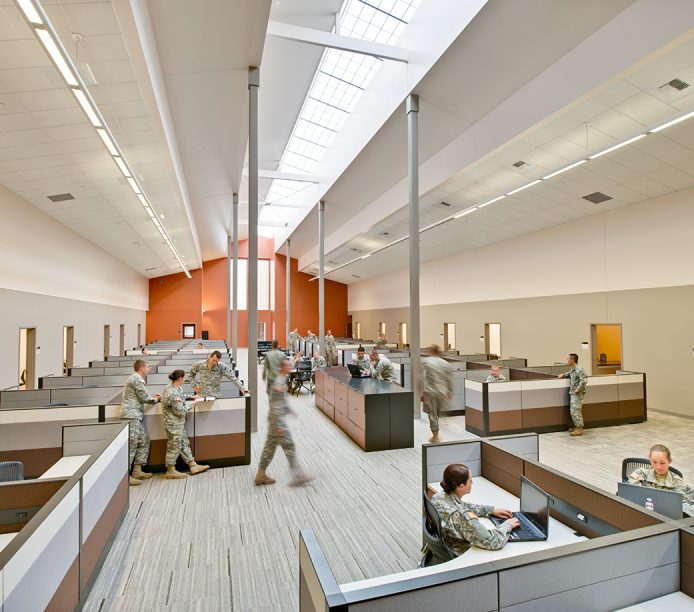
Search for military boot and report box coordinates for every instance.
[188,461,210,475]
[570,427,584,437]
[165,466,187,479]
[129,476,142,486]
[254,468,276,485]
[428,432,440,444]
[132,464,154,480]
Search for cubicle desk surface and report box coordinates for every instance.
[314,367,413,451]
[617,592,694,611]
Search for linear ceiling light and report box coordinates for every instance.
[507,179,541,196]
[477,195,506,209]
[16,0,42,24]
[114,156,131,178]
[454,207,477,219]
[588,134,646,159]
[542,159,587,180]
[35,28,77,86]
[649,110,694,133]
[126,177,141,194]
[71,88,101,127]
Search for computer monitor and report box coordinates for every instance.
[520,475,550,536]
[617,482,683,519]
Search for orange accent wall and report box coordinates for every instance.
[147,237,349,346]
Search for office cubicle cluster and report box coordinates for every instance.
[299,434,694,611]
[0,423,129,611]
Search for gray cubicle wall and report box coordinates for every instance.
[0,386,120,409]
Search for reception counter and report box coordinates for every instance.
[314,367,413,451]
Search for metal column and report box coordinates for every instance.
[407,94,421,418]
[232,193,239,365]
[226,234,231,347]
[248,67,259,430]
[318,200,325,357]
[286,237,291,348]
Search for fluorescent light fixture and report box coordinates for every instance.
[35,28,78,87]
[96,128,118,155]
[477,195,506,208]
[126,177,141,194]
[16,0,43,25]
[137,194,148,208]
[360,253,371,259]
[588,134,646,159]
[542,159,587,180]
[145,208,155,219]
[507,180,542,196]
[114,156,131,178]
[71,88,101,127]
[454,207,477,219]
[650,110,694,133]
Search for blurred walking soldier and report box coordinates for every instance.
[255,359,312,487]
[422,345,453,443]
[325,329,337,365]
[120,359,161,486]
[262,340,285,393]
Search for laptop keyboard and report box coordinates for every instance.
[492,512,541,539]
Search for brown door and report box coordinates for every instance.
[137,323,142,347]
[19,327,36,390]
[345,315,352,338]
[104,325,110,358]
[119,324,125,356]
[63,326,74,374]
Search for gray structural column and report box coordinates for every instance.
[226,234,231,347]
[407,94,421,418]
[318,200,325,357]
[232,193,239,365]
[286,237,291,348]
[248,67,259,430]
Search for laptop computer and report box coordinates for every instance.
[490,475,550,542]
[347,363,370,378]
[617,482,683,519]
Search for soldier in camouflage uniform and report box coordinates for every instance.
[369,349,398,384]
[352,346,371,373]
[628,444,694,517]
[431,464,518,556]
[186,350,247,397]
[161,370,210,479]
[558,353,588,436]
[254,359,312,487]
[422,346,453,442]
[289,328,300,353]
[375,332,387,346]
[311,352,327,369]
[119,359,161,486]
[485,366,507,383]
[325,329,337,366]
[262,340,286,394]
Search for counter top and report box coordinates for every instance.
[319,366,410,395]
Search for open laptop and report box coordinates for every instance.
[347,363,370,378]
[617,482,683,519]
[490,475,550,542]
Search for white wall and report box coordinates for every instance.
[0,187,149,389]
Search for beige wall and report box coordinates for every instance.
[349,187,694,417]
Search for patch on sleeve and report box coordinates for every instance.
[463,511,478,520]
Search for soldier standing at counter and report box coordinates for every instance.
[325,329,337,366]
[255,359,312,487]
[558,352,587,436]
[262,340,285,394]
[422,345,453,443]
[369,348,397,383]
[376,332,387,346]
[304,329,318,344]
[289,328,300,353]
[161,370,210,479]
[485,366,507,383]
[187,350,248,397]
[120,359,161,486]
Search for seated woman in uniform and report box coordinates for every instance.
[431,464,519,556]
[628,444,694,517]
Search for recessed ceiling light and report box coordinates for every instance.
[507,180,541,195]
[542,159,587,180]
[588,134,646,159]
[16,0,43,24]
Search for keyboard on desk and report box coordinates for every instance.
[490,512,547,542]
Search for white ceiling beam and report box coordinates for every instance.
[242,168,331,183]
[266,20,409,63]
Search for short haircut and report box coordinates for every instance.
[210,350,222,359]
[440,464,470,494]
[133,359,147,371]
[168,369,185,382]
[649,444,672,460]
[357,345,364,353]
[429,344,441,356]
[271,339,279,349]
[569,353,579,363]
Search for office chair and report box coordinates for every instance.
[621,457,684,482]
[420,492,456,567]
[0,461,24,483]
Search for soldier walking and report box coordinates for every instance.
[422,345,453,442]
[262,340,285,394]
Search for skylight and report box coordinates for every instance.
[264,0,423,209]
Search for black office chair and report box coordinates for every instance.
[420,492,456,567]
[0,461,24,483]
[621,457,684,482]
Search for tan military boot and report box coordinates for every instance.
[132,464,154,480]
[129,476,142,486]
[570,427,584,437]
[428,432,440,444]
[254,468,276,485]
[188,461,210,475]
[165,466,187,479]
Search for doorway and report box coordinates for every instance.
[354,322,361,339]
[443,323,456,351]
[182,323,196,339]
[119,324,125,356]
[345,315,352,338]
[63,326,74,374]
[137,323,142,347]
[19,327,36,390]
[398,322,408,348]
[485,323,501,358]
[378,322,386,338]
[591,323,622,375]
[258,321,267,341]
[103,325,110,358]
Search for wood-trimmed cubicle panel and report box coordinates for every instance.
[681,524,694,598]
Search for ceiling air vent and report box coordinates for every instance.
[512,160,527,168]
[350,247,362,253]
[47,193,75,203]
[352,275,361,279]
[436,201,452,208]
[380,231,390,237]
[145,268,157,272]
[583,192,612,204]
[664,78,689,91]
[327,260,337,265]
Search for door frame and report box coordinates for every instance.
[182,323,196,339]
[484,322,501,357]
[63,325,74,374]
[590,322,623,375]
[443,322,456,351]
[19,327,36,390]
[103,325,110,358]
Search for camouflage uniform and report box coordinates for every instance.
[431,491,512,556]
[311,356,327,369]
[258,375,296,470]
[422,356,453,434]
[485,373,507,383]
[289,331,299,353]
[304,333,318,344]
[352,354,371,372]
[559,364,587,428]
[375,336,387,346]
[186,359,243,396]
[262,348,286,393]
[119,373,157,468]
[370,354,398,384]
[161,383,194,466]
[325,334,337,366]
[628,467,694,517]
